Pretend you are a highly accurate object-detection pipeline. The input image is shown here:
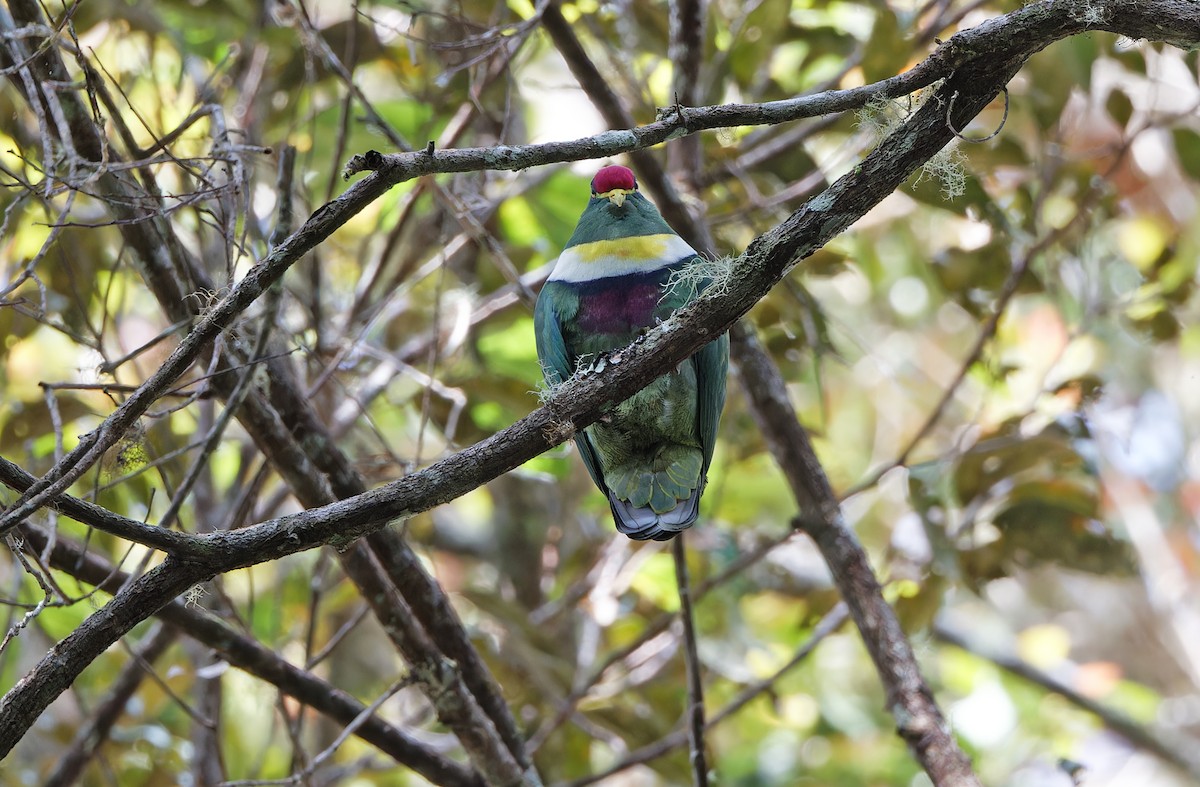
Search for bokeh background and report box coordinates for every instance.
[2,0,1200,785]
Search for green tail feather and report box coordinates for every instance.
[604,448,703,514]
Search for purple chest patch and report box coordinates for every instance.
[577,282,661,334]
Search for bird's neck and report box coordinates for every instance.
[549,232,697,283]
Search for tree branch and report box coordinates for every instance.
[672,535,709,786]
[12,522,485,787]
[667,0,706,194]
[934,623,1200,781]
[733,325,980,785]
[348,0,1196,180]
[1,0,1197,771]
[4,0,1196,535]
[43,623,179,787]
[667,3,711,782]
[0,454,204,556]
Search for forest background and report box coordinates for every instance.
[2,0,1200,786]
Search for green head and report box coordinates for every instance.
[563,165,678,248]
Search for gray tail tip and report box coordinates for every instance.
[609,492,700,542]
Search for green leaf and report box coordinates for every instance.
[1173,128,1200,180]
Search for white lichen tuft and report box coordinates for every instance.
[185,287,225,317]
[855,78,968,203]
[184,583,208,608]
[916,144,967,200]
[855,94,912,142]
[1070,2,1111,26]
[856,81,946,145]
[541,418,576,444]
[663,255,735,303]
[534,360,565,404]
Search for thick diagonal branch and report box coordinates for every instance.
[1,0,1197,771]
[13,522,485,787]
[0,3,532,778]
[6,0,1198,533]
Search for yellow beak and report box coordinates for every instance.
[601,189,632,207]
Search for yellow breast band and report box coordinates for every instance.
[570,233,673,263]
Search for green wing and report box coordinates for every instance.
[665,258,729,483]
[533,283,610,493]
[533,283,574,386]
[694,332,729,482]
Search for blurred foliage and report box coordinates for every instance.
[2,0,1200,785]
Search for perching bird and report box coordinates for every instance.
[534,165,729,541]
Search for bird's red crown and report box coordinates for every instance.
[591,165,637,195]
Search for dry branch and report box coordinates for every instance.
[935,623,1200,781]
[0,0,1195,535]
[6,0,1199,535]
[1,3,532,779]
[733,325,980,785]
[13,521,484,787]
[0,0,1197,780]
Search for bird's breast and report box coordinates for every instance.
[575,279,662,334]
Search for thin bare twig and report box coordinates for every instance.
[934,622,1200,780]
[4,0,1198,538]
[15,521,484,787]
[672,535,709,786]
[1,0,1198,774]
[562,603,850,787]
